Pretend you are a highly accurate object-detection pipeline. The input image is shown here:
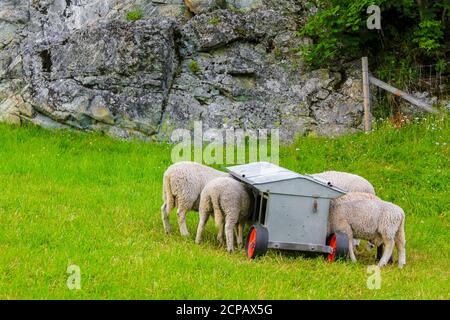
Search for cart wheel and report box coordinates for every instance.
[246,225,269,259]
[327,232,349,263]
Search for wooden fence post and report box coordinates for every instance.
[362,57,372,132]
[368,76,436,113]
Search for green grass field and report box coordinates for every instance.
[0,115,448,299]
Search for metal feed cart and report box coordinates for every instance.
[226,162,350,262]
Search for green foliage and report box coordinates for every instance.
[372,55,422,118]
[299,0,448,68]
[435,59,448,73]
[413,20,444,53]
[273,47,283,58]
[188,60,201,74]
[126,9,143,21]
[0,115,448,299]
[299,0,383,67]
[208,17,221,25]
[299,0,449,117]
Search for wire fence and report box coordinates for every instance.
[372,63,449,118]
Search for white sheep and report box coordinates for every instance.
[328,198,406,268]
[332,191,380,204]
[313,171,376,249]
[312,171,376,195]
[161,161,228,236]
[195,177,252,253]
[331,192,381,251]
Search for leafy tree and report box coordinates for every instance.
[299,0,449,69]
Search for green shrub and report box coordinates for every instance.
[413,20,444,53]
[298,0,380,67]
[208,17,221,25]
[298,0,448,68]
[188,60,201,74]
[126,9,143,21]
[273,47,283,58]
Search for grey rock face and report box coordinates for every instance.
[184,0,227,14]
[181,10,295,52]
[21,17,178,137]
[1,0,366,142]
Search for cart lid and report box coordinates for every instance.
[226,162,345,198]
[226,162,301,184]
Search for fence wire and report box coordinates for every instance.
[372,63,449,118]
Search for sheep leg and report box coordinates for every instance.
[348,235,357,262]
[341,225,357,262]
[233,226,241,248]
[195,212,210,244]
[161,203,171,234]
[376,245,394,264]
[236,223,244,249]
[378,239,395,267]
[211,197,225,245]
[396,242,406,269]
[225,220,235,253]
[395,222,406,268]
[177,208,189,237]
[215,214,225,245]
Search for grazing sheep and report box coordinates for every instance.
[313,171,376,248]
[161,161,228,236]
[312,171,376,195]
[328,198,406,268]
[332,192,380,204]
[331,192,381,250]
[195,177,252,253]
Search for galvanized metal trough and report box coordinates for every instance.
[226,162,349,260]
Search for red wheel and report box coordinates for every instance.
[246,225,269,259]
[328,234,337,263]
[326,232,349,263]
[247,228,257,258]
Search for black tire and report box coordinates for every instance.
[246,225,269,259]
[327,232,349,262]
[335,232,349,259]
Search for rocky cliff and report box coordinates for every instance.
[0,0,365,142]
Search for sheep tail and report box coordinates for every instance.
[212,195,223,227]
[395,214,406,246]
[162,173,175,213]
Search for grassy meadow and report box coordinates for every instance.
[0,115,448,299]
